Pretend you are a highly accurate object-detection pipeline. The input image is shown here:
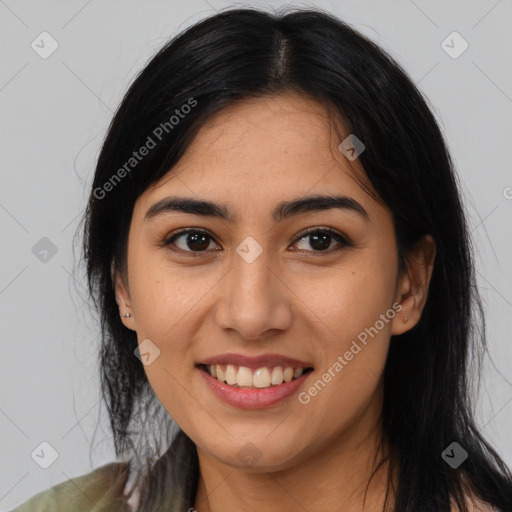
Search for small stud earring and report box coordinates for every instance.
[403,316,408,323]
[122,313,131,318]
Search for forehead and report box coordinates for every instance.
[135,93,383,222]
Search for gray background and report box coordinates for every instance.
[1,0,511,509]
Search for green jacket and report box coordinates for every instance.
[12,462,131,512]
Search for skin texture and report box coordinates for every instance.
[115,93,436,512]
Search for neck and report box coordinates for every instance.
[193,388,395,512]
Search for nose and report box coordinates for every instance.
[214,250,293,340]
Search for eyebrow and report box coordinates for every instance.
[144,194,370,223]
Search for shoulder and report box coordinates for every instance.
[11,461,131,512]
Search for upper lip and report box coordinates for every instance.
[199,353,313,369]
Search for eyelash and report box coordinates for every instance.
[161,226,353,256]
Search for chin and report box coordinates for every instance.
[198,433,309,472]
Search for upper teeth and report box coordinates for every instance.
[208,364,305,389]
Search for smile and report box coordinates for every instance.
[201,363,313,389]
[196,354,314,409]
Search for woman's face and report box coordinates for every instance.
[116,93,423,471]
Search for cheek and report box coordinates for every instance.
[294,251,397,409]
[125,253,196,396]
[304,276,394,378]
[128,247,214,339]
[126,248,222,410]
[295,252,398,343]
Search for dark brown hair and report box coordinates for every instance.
[80,7,512,511]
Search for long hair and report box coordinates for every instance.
[80,7,512,511]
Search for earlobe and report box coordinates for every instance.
[391,234,436,336]
[391,271,414,335]
[113,267,135,330]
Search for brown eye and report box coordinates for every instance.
[163,227,351,255]
[292,228,352,253]
[164,229,220,253]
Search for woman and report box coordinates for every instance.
[14,7,512,512]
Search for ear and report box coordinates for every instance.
[112,262,136,331]
[392,234,436,335]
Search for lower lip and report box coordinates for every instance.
[198,367,311,409]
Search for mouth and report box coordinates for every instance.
[198,363,314,389]
[196,354,314,409]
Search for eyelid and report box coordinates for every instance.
[162,227,220,250]
[291,226,352,246]
[162,225,352,255]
